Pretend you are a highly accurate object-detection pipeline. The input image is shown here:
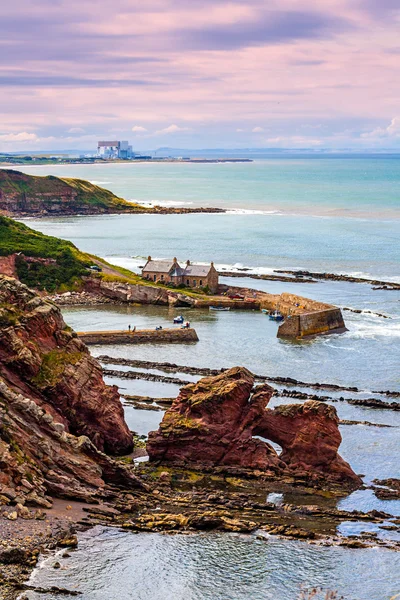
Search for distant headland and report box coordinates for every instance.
[0,169,225,217]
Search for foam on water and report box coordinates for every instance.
[347,317,400,339]
[226,208,283,215]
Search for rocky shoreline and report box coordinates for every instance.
[2,465,400,599]
[274,269,400,290]
[1,277,399,599]
[8,205,226,219]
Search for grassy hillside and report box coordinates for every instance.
[0,216,91,291]
[0,169,144,214]
[0,216,211,297]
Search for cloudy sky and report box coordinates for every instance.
[1,0,400,151]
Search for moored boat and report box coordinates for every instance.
[269,310,284,321]
[209,306,231,311]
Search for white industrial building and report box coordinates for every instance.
[97,140,133,159]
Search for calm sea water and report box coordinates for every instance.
[27,528,400,600]
[14,160,400,599]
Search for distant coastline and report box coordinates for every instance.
[0,156,253,167]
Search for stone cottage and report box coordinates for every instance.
[142,257,219,293]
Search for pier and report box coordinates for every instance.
[77,327,199,345]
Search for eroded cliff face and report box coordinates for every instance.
[0,169,135,216]
[0,276,140,506]
[0,276,132,454]
[147,367,361,489]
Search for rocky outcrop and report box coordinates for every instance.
[254,402,357,482]
[0,379,143,506]
[0,276,143,505]
[0,255,16,278]
[0,276,132,455]
[89,278,196,307]
[147,367,361,488]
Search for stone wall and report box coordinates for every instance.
[78,327,199,345]
[278,308,346,338]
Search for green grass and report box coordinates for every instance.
[0,216,91,291]
[32,349,84,387]
[0,169,145,213]
[0,215,212,299]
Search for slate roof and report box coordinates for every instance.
[183,264,212,277]
[142,260,175,273]
[170,268,185,277]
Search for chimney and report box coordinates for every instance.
[173,257,177,263]
[186,259,190,266]
[211,261,214,267]
[147,256,151,261]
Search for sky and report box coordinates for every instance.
[1,0,400,152]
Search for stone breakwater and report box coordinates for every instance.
[86,279,347,339]
[277,307,347,338]
[78,328,199,345]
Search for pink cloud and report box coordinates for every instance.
[0,0,399,148]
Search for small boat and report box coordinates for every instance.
[269,310,284,321]
[209,306,231,311]
[261,309,269,314]
[173,315,184,323]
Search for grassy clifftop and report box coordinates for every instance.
[0,216,93,291]
[0,216,211,297]
[0,169,144,215]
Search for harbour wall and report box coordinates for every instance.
[77,328,199,345]
[277,308,347,338]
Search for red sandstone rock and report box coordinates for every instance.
[255,401,358,483]
[0,276,143,505]
[0,255,17,278]
[147,367,361,488]
[0,275,132,455]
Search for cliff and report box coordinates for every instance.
[0,169,143,216]
[147,367,361,489]
[0,169,225,216]
[0,276,142,506]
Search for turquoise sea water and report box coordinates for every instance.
[10,159,400,280]
[11,159,400,599]
[8,158,400,219]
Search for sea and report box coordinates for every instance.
[7,158,400,599]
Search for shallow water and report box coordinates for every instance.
[63,292,400,391]
[27,528,400,600]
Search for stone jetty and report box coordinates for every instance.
[77,327,199,345]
